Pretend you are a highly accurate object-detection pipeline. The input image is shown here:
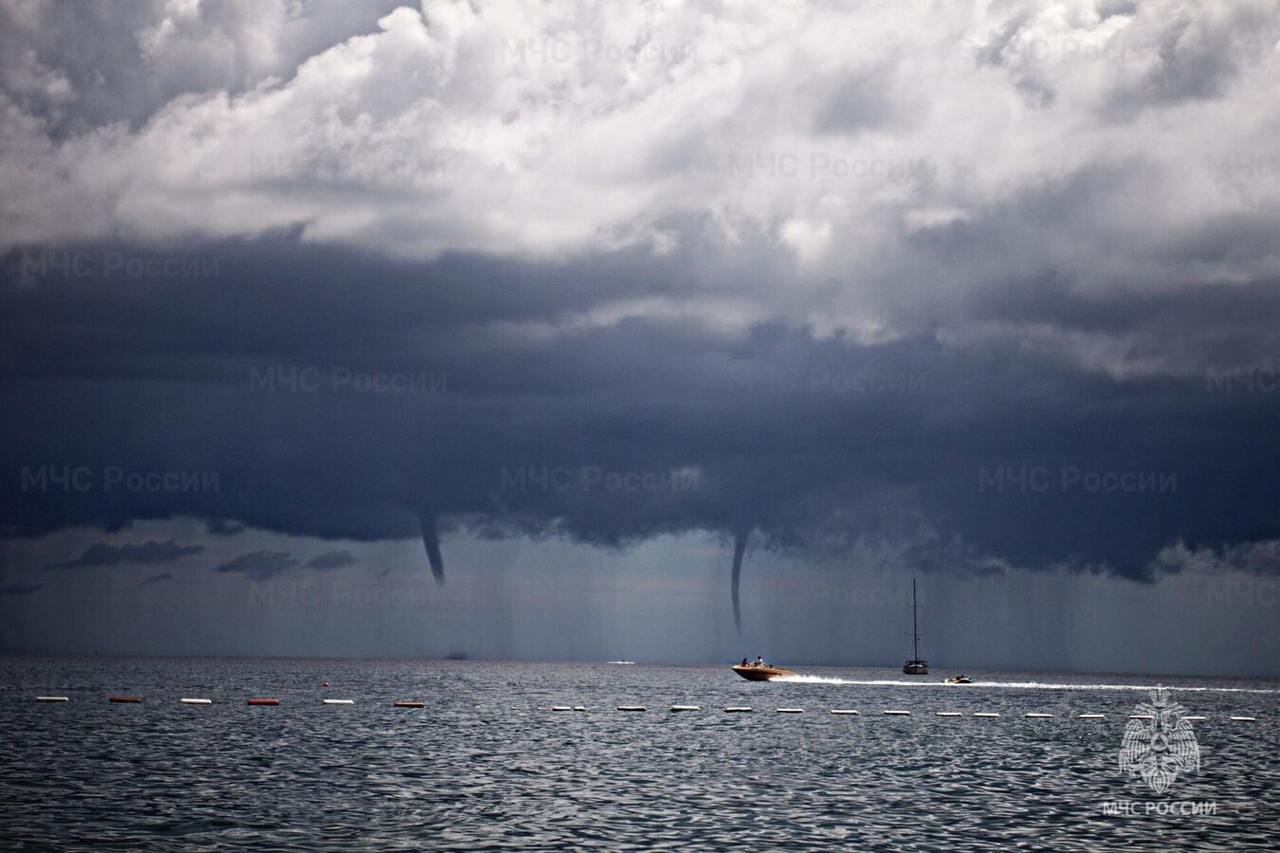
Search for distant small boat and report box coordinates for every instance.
[902,578,929,675]
[731,664,796,681]
[944,675,972,684]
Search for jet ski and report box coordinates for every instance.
[943,675,972,684]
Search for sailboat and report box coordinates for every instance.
[902,578,928,675]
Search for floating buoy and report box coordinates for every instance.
[883,710,911,716]
[109,696,142,703]
[724,707,752,713]
[247,698,279,706]
[1025,712,1053,719]
[1077,713,1105,719]
[1127,714,1153,720]
[935,711,963,717]
[616,705,646,712]
[322,699,354,705]
[775,708,804,714]
[973,712,1000,718]
[180,698,212,705]
[830,709,860,716]
[35,696,69,703]
[573,706,587,712]
[1183,715,1207,722]
[393,701,425,708]
[670,705,701,712]
[321,682,331,688]
[1230,716,1257,722]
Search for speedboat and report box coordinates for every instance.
[731,664,796,681]
[943,675,972,684]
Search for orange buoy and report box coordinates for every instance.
[109,696,143,703]
[393,700,425,708]
[247,698,279,706]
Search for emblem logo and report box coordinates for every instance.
[1119,687,1201,794]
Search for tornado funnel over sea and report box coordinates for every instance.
[731,527,750,634]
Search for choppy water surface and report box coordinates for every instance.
[1,657,1276,849]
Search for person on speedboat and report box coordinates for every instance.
[754,656,764,667]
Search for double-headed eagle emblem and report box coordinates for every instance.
[1119,687,1201,794]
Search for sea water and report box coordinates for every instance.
[1,657,1276,849]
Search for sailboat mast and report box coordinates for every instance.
[911,578,919,660]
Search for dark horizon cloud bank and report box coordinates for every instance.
[47,539,204,570]
[2,0,1279,672]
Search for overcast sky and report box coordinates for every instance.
[2,0,1279,675]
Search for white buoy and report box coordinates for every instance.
[670,705,701,712]
[36,696,69,703]
[1230,716,1257,722]
[724,707,753,713]
[1077,713,1105,719]
[550,705,572,711]
[322,699,354,705]
[973,712,1000,718]
[775,708,804,714]
[1183,715,1207,721]
[935,711,963,717]
[883,710,911,716]
[180,698,212,705]
[616,705,646,712]
[1025,712,1053,719]
[830,709,860,716]
[1127,714,1152,720]
[573,706,587,712]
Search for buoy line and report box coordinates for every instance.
[23,696,1261,723]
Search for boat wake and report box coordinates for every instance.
[774,674,1277,694]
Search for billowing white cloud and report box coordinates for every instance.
[2,0,1279,373]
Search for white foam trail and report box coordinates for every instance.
[773,674,1277,694]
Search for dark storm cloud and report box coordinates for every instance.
[213,550,298,582]
[141,572,173,585]
[0,582,42,596]
[206,519,246,536]
[306,550,357,570]
[3,237,1278,599]
[47,540,204,570]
